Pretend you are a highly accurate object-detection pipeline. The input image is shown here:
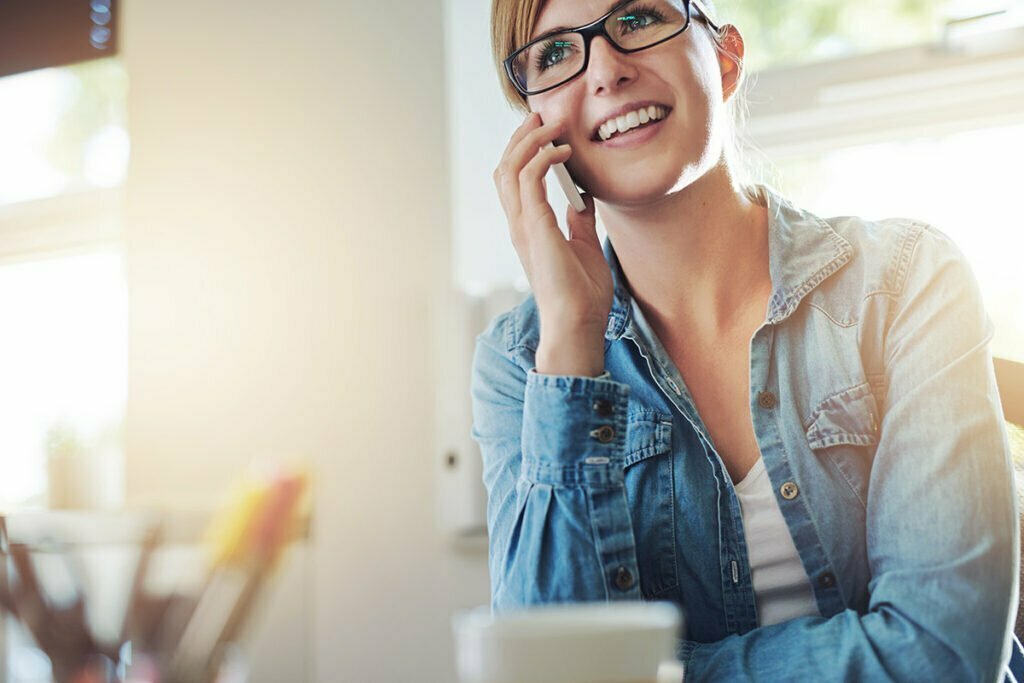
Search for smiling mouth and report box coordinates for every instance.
[592,105,672,143]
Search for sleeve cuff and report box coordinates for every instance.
[674,640,698,680]
[519,368,630,482]
[529,367,612,380]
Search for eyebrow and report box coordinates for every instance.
[529,0,625,43]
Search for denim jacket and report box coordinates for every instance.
[469,183,1021,681]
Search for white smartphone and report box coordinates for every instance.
[545,141,586,212]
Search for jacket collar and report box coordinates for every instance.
[602,183,853,341]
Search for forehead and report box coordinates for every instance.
[530,0,622,41]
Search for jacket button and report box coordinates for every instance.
[780,481,800,500]
[592,399,613,417]
[757,391,777,409]
[590,425,616,443]
[819,571,836,588]
[614,566,635,590]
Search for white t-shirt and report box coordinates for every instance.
[734,456,822,626]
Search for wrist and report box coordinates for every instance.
[535,333,605,377]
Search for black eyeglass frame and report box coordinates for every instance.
[503,0,721,97]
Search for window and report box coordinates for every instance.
[716,0,1024,73]
[0,58,128,512]
[0,250,127,510]
[0,58,128,207]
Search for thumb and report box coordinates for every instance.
[566,193,598,246]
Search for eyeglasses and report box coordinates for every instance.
[503,0,720,97]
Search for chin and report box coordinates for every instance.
[582,166,681,207]
[576,135,700,205]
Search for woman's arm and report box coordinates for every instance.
[470,311,641,612]
[679,225,1020,681]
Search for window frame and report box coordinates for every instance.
[741,23,1024,160]
[0,187,122,264]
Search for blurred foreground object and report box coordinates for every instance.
[451,602,684,683]
[0,465,312,683]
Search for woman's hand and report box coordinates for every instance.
[492,112,613,375]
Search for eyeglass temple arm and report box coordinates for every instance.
[689,0,721,32]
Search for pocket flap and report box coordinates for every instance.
[625,408,673,467]
[805,382,880,450]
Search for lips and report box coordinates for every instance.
[592,110,671,148]
[589,100,673,142]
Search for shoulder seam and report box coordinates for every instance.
[889,220,928,301]
[477,308,536,375]
[476,309,515,356]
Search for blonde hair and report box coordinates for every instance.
[490,0,765,205]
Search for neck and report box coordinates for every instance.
[597,162,771,339]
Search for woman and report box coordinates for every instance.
[471,0,1023,679]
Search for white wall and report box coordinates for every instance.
[445,0,525,296]
[121,0,490,680]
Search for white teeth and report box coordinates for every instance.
[598,105,667,141]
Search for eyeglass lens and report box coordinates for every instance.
[512,0,690,93]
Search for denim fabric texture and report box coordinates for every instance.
[469,183,1022,681]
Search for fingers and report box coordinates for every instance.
[566,193,599,246]
[508,120,565,190]
[493,116,565,219]
[519,143,572,223]
[493,113,542,216]
[499,112,541,169]
[506,143,572,255]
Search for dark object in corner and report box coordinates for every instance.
[0,0,118,79]
[996,358,1024,427]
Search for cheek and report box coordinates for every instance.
[689,50,725,106]
[528,98,580,145]
[526,93,560,124]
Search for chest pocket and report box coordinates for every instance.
[623,406,678,599]
[804,381,880,508]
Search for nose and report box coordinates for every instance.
[586,35,637,94]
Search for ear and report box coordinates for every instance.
[715,24,745,102]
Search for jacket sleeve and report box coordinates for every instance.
[679,225,1020,682]
[469,314,644,612]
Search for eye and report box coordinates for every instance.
[535,39,576,72]
[615,5,666,34]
